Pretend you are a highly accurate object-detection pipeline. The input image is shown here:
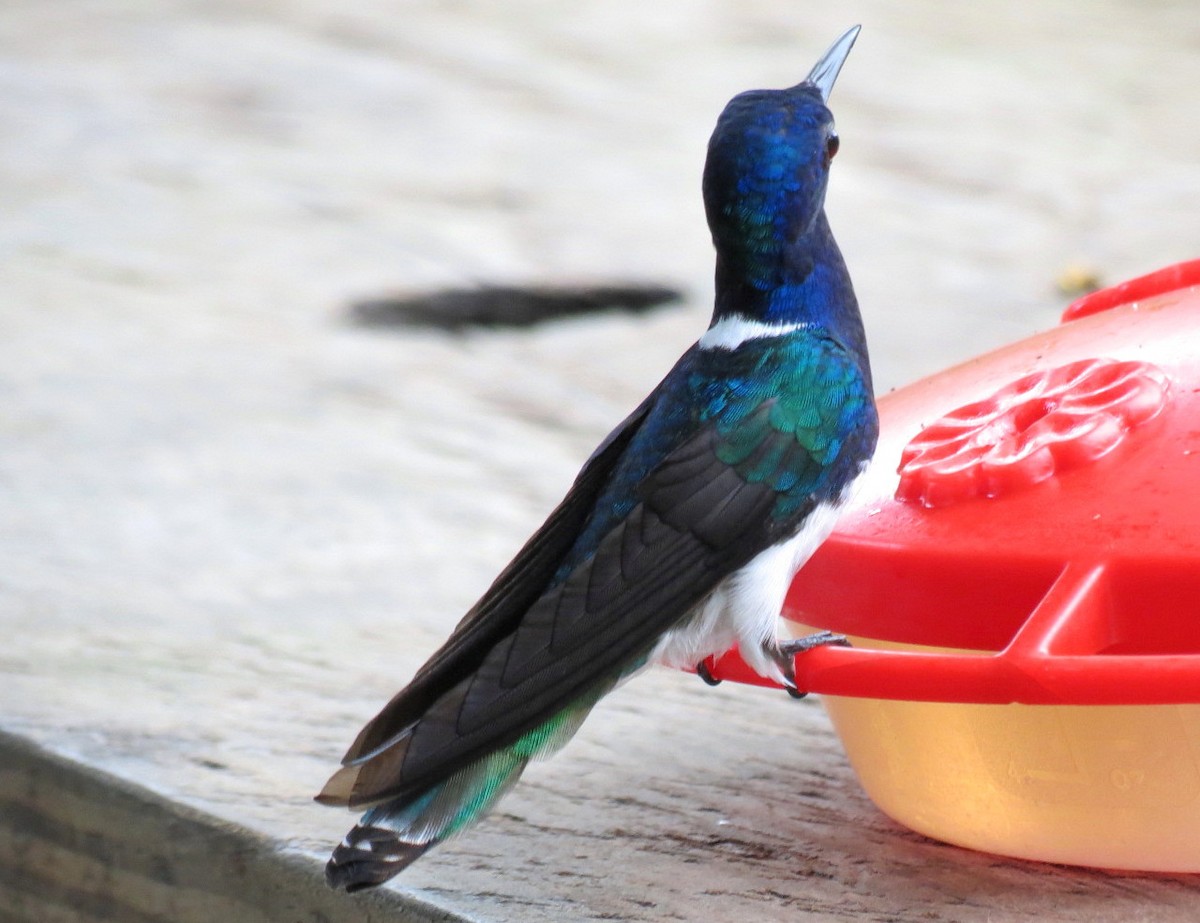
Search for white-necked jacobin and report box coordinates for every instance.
[319,25,878,891]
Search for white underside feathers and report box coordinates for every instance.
[649,469,867,687]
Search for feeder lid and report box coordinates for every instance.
[706,259,1200,704]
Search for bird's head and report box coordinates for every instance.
[702,26,859,276]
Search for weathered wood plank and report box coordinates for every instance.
[0,732,461,923]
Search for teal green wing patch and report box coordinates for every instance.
[705,335,876,518]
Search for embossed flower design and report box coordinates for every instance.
[897,358,1170,508]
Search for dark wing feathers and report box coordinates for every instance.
[397,508,719,781]
[338,425,797,806]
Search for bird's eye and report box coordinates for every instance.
[825,134,840,162]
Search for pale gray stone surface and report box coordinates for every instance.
[2,1,1198,920]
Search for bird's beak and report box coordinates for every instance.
[805,25,861,102]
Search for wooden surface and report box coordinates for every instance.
[2,1,1199,920]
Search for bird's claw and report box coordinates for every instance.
[695,660,722,686]
[778,630,850,699]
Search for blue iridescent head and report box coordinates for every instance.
[702,27,859,282]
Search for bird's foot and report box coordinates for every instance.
[776,630,850,699]
[695,659,722,686]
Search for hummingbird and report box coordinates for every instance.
[318,24,878,892]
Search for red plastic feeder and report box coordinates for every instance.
[704,259,1200,871]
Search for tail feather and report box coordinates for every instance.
[326,825,432,892]
[322,682,615,891]
[324,751,527,892]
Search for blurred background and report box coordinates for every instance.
[1,2,1198,919]
[5,2,1198,385]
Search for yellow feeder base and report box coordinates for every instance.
[822,694,1200,872]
